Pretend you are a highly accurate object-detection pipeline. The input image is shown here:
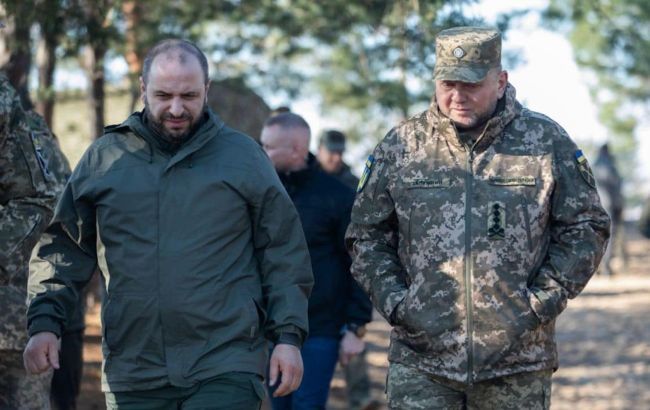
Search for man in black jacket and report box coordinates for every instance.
[261,113,373,410]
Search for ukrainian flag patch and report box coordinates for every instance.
[357,154,375,193]
[575,149,596,188]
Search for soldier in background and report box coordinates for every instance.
[0,74,59,409]
[315,129,379,410]
[316,130,360,190]
[592,143,624,276]
[346,27,610,409]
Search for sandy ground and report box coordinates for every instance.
[76,225,650,409]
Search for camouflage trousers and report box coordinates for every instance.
[386,362,551,410]
[0,349,52,410]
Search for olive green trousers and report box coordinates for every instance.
[105,372,265,410]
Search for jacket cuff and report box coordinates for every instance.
[529,287,566,324]
[28,316,62,338]
[272,325,305,348]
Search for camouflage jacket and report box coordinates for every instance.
[345,84,610,385]
[0,75,60,350]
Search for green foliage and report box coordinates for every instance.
[544,0,649,197]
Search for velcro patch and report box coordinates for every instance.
[406,178,452,189]
[488,176,536,186]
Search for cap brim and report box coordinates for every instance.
[323,142,345,152]
[433,65,489,83]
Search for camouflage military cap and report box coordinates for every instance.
[433,26,502,83]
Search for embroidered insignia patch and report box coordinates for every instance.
[488,176,536,186]
[575,150,596,188]
[357,155,374,193]
[487,201,506,239]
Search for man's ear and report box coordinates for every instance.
[497,70,508,98]
[140,76,146,104]
[204,80,211,103]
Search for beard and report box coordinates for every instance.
[144,99,206,143]
[453,98,499,133]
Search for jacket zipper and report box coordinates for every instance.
[465,149,475,385]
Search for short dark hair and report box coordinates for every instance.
[142,39,209,85]
[264,112,310,133]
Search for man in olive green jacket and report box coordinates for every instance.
[346,27,610,409]
[23,39,313,409]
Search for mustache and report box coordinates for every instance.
[161,112,192,121]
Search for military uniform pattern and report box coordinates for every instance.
[433,27,501,83]
[387,362,551,410]
[0,75,60,409]
[345,83,610,386]
[0,350,53,410]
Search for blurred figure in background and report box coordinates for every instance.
[316,130,360,190]
[593,143,625,276]
[316,129,379,410]
[262,113,373,410]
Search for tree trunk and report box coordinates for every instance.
[82,45,107,140]
[122,0,143,112]
[36,35,57,128]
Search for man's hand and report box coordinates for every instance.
[268,343,303,397]
[339,331,365,366]
[23,332,60,374]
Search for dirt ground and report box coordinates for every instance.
[76,224,650,409]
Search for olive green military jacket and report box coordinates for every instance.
[346,84,610,385]
[0,76,60,350]
[27,110,313,392]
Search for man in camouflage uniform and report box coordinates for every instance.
[23,112,80,410]
[345,27,610,409]
[0,74,59,409]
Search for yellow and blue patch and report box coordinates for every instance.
[575,149,596,188]
[357,154,375,193]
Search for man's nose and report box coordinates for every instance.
[169,97,184,116]
[450,87,466,103]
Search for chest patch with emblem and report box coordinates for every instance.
[487,201,506,239]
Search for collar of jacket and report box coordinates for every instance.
[279,153,319,188]
[122,109,225,170]
[426,83,521,154]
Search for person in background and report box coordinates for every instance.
[261,113,373,410]
[316,130,360,190]
[592,143,624,276]
[346,26,610,409]
[315,129,379,410]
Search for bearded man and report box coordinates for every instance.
[23,39,313,410]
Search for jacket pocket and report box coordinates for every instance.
[102,293,159,355]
